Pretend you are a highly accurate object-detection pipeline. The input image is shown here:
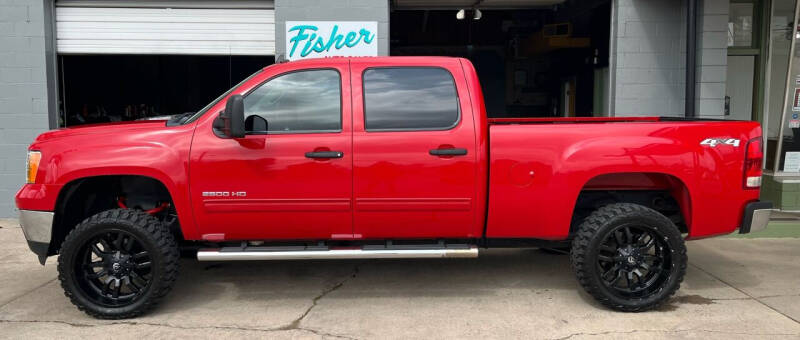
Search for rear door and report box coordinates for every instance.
[350,58,479,239]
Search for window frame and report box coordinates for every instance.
[362,66,462,132]
[242,67,344,135]
[726,0,767,124]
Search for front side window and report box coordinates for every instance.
[363,67,460,131]
[244,69,341,133]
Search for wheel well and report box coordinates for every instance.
[50,175,180,256]
[571,173,691,236]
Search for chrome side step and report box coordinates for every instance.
[197,245,479,261]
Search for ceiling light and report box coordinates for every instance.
[456,9,465,20]
[473,9,482,20]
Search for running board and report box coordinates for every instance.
[197,245,479,261]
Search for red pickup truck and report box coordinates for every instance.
[16,57,771,318]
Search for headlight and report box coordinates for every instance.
[26,151,41,184]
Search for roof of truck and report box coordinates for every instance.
[277,56,464,65]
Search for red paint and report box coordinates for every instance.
[488,117,661,124]
[188,58,353,240]
[350,57,480,239]
[487,121,760,239]
[16,57,762,243]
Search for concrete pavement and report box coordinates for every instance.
[0,218,799,339]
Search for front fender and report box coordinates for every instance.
[18,123,199,239]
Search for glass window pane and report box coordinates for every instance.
[764,0,796,171]
[363,67,460,131]
[726,55,755,120]
[244,69,341,133]
[729,3,755,47]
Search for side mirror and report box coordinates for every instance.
[245,114,268,133]
[214,95,245,138]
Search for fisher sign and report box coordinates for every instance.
[285,21,378,60]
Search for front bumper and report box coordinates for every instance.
[19,209,54,264]
[739,201,773,234]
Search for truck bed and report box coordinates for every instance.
[486,119,762,240]
[487,116,729,125]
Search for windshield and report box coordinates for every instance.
[181,67,267,125]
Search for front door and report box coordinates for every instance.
[350,59,479,239]
[189,61,353,241]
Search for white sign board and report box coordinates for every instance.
[285,21,378,60]
[784,152,800,172]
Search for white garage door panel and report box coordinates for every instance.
[56,7,275,55]
[57,24,274,41]
[57,40,274,55]
[56,8,276,23]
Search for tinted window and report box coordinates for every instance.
[244,69,341,133]
[363,68,459,131]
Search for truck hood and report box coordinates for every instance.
[33,120,169,143]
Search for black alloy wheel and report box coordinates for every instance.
[58,209,179,319]
[596,224,670,298]
[571,203,686,312]
[74,229,153,306]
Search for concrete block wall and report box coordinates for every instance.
[0,0,51,216]
[611,0,687,116]
[275,0,389,57]
[696,0,729,117]
[611,0,729,117]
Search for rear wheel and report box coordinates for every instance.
[57,209,179,319]
[570,203,686,312]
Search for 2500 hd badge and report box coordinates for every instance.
[202,191,247,197]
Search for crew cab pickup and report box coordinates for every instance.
[16,57,771,318]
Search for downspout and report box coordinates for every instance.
[685,0,698,118]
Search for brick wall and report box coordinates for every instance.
[274,0,389,57]
[611,0,729,117]
[0,0,52,216]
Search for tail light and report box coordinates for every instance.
[743,137,763,189]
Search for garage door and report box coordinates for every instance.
[55,2,275,55]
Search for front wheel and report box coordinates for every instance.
[57,209,179,319]
[570,203,686,312]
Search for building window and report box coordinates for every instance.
[729,3,755,47]
[726,0,765,124]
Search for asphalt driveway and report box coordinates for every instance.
[1,218,799,339]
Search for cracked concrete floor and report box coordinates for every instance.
[0,219,799,339]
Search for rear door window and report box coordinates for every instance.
[363,67,460,131]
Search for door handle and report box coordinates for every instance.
[305,151,344,159]
[429,148,468,156]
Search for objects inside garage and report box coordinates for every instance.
[57,55,272,126]
[390,0,611,118]
[53,1,276,127]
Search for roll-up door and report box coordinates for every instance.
[55,1,275,55]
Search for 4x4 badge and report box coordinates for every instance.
[700,138,740,147]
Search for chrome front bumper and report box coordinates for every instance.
[739,201,773,234]
[19,210,54,264]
